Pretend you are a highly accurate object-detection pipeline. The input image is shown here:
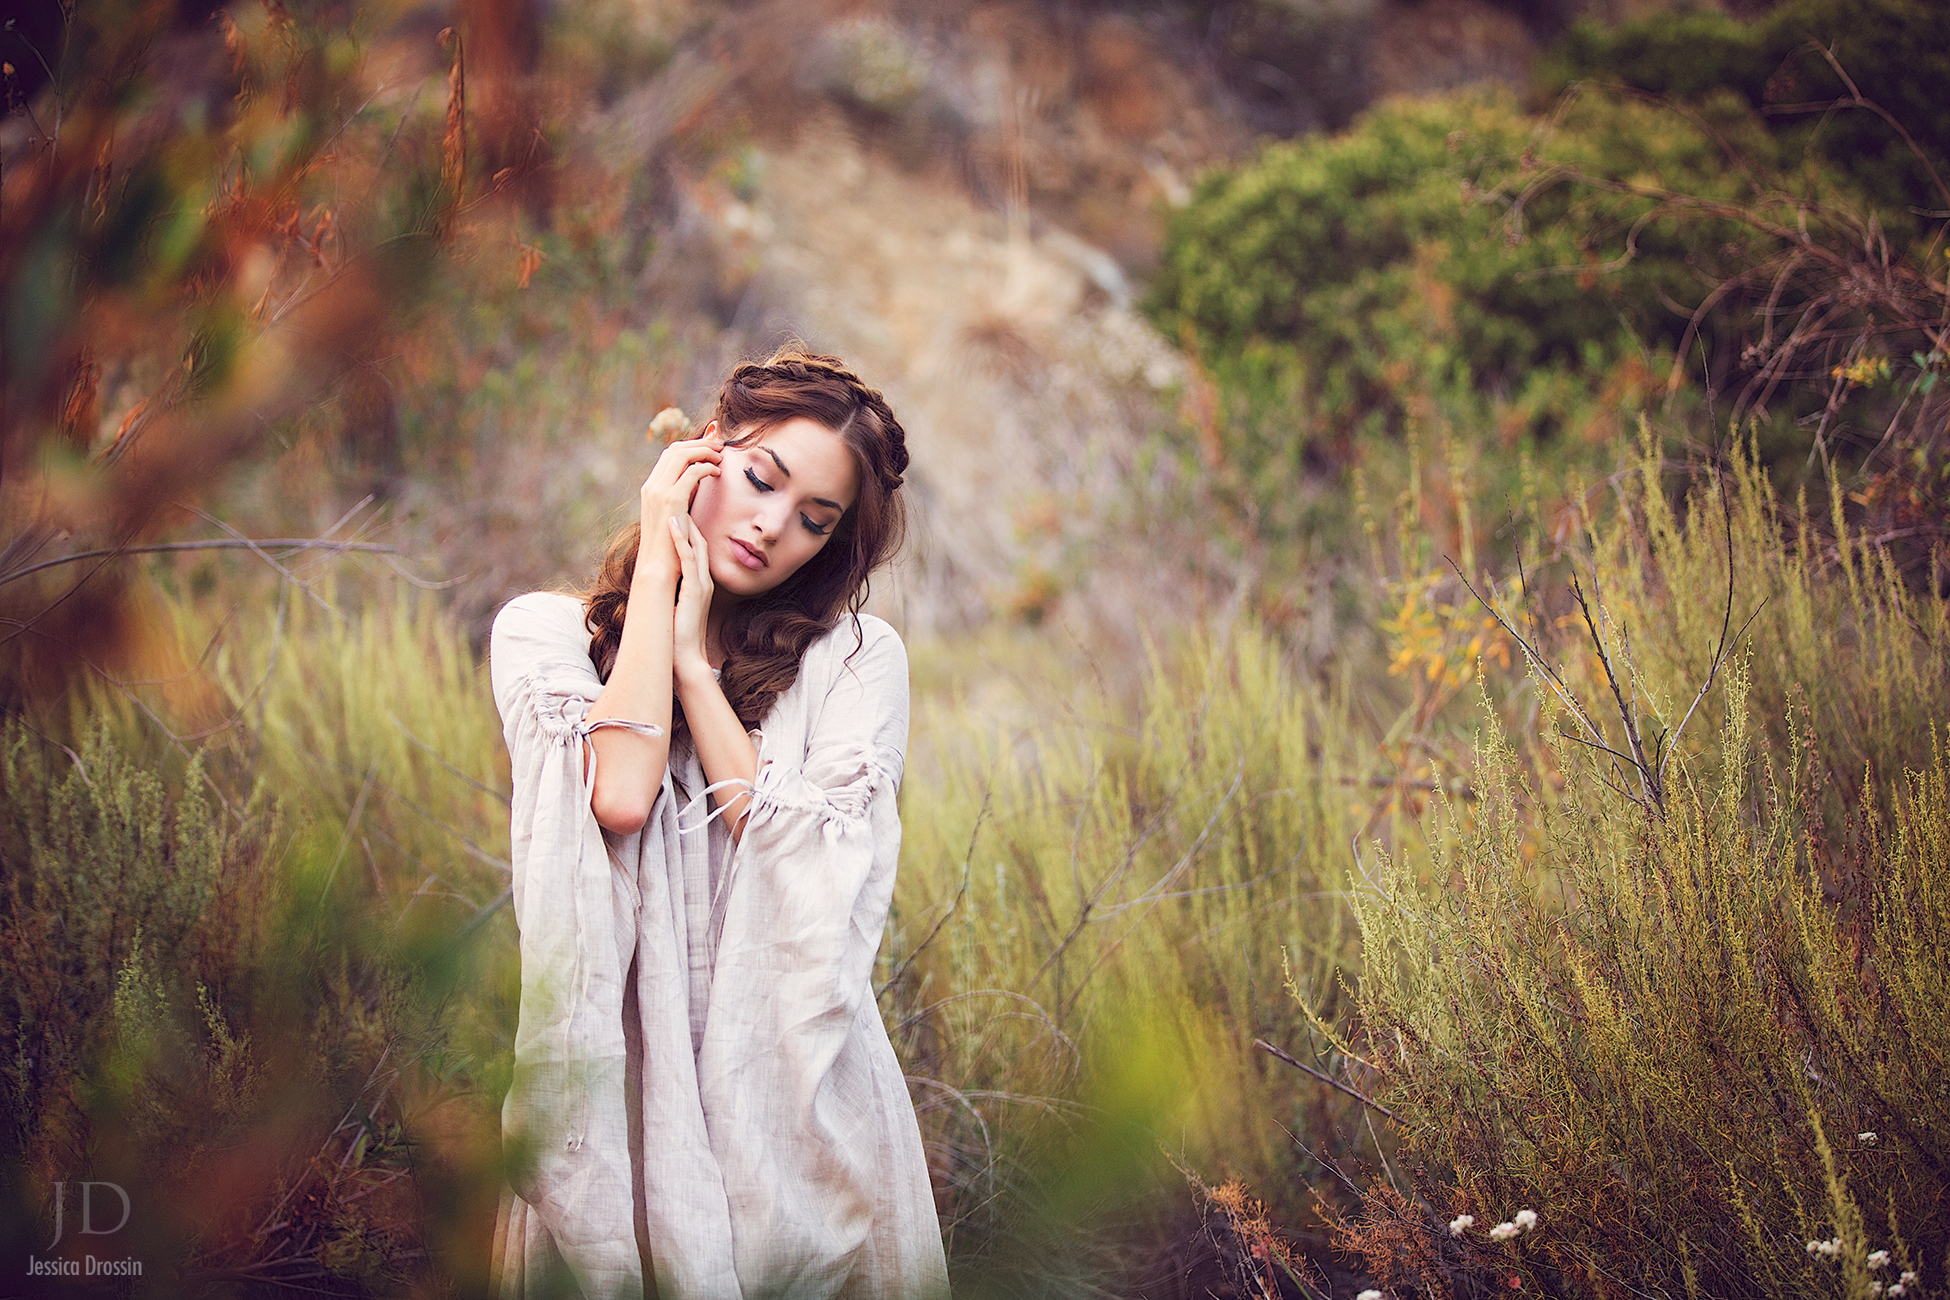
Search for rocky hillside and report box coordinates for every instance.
[550,0,1640,654]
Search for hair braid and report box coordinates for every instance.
[734,352,909,490]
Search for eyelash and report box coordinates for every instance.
[744,467,833,535]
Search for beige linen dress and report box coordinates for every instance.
[484,590,950,1300]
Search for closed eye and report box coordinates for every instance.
[747,466,834,536]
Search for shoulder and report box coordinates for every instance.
[491,590,589,643]
[495,588,587,625]
[805,612,907,692]
[488,591,596,690]
[817,611,904,663]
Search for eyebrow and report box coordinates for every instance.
[761,446,846,512]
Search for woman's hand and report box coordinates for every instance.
[669,514,716,680]
[637,432,722,585]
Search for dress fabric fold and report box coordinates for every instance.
[485,590,950,1300]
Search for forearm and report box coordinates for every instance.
[583,563,678,833]
[676,663,759,845]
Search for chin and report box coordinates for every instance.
[710,554,770,597]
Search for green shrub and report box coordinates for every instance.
[893,617,1383,1290]
[1543,0,1950,236]
[1324,428,1950,1297]
[0,717,274,1167]
[1146,85,1818,445]
[1144,68,1947,594]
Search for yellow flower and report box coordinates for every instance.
[1831,356,1891,388]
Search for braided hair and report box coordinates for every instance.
[719,352,909,494]
[580,344,911,738]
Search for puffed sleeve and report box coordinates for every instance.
[488,591,660,1300]
[691,616,914,1297]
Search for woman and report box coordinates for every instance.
[485,349,950,1299]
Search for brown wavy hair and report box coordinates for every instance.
[574,345,910,740]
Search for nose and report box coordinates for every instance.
[752,496,787,543]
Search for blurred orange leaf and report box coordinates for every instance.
[515,239,543,289]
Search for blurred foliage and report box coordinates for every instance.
[0,576,517,1293]
[1149,83,1868,443]
[1542,0,1950,240]
[1155,0,1384,133]
[1141,0,1587,135]
[0,0,540,705]
[1146,43,1948,603]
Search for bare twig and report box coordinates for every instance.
[1567,571,1658,813]
[1254,1037,1401,1123]
[0,537,396,587]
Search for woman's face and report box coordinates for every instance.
[687,415,860,600]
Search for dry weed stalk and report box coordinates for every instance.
[1448,451,1763,820]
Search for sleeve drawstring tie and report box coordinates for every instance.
[675,777,758,835]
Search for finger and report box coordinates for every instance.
[664,443,723,475]
[674,515,699,581]
[675,461,719,509]
[652,437,719,472]
[652,442,722,487]
[675,460,720,492]
[644,450,717,508]
[688,519,713,595]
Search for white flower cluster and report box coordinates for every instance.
[1804,1237,1919,1295]
[1356,1290,1385,1300]
[1451,1208,1539,1242]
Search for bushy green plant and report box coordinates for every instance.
[1543,0,1950,237]
[1146,85,1819,445]
[892,617,1386,1291]
[0,718,273,1168]
[1145,65,1947,600]
[1323,429,1950,1297]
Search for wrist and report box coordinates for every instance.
[631,549,680,592]
[674,655,718,692]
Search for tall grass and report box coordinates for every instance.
[1331,425,1950,1298]
[3,417,1942,1296]
[0,575,513,1293]
[893,617,1389,1293]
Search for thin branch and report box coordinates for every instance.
[1658,463,1759,791]
[1,537,396,587]
[1568,572,1659,812]
[1254,1037,1401,1123]
[1445,555,1609,755]
[1763,42,1950,215]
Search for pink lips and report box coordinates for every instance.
[730,538,768,570]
